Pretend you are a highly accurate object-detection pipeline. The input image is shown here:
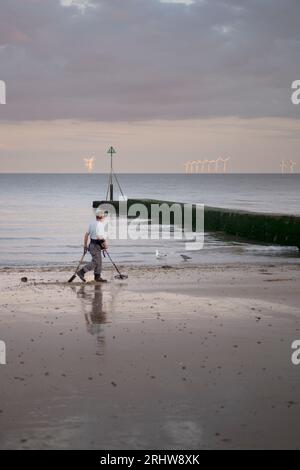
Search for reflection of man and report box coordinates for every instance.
[77,209,108,283]
[77,285,107,334]
[77,285,106,356]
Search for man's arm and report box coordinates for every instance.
[84,232,89,254]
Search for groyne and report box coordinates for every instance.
[93,199,300,249]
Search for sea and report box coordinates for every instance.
[0,173,299,268]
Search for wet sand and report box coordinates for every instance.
[0,263,300,449]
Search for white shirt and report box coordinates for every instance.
[88,220,107,240]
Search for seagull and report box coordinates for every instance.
[180,254,192,261]
[156,249,167,259]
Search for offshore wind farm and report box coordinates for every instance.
[184,157,230,173]
[185,158,298,174]
[280,159,297,173]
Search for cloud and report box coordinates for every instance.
[0,0,299,121]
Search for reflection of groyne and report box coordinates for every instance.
[93,199,300,250]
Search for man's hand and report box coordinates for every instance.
[102,239,108,250]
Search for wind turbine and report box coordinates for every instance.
[84,157,95,173]
[280,159,287,174]
[202,159,208,173]
[197,160,203,173]
[289,160,297,173]
[210,159,217,173]
[190,160,198,173]
[215,157,222,173]
[220,157,230,173]
[207,160,213,173]
[184,161,190,174]
[194,160,201,173]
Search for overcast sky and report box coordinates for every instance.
[0,0,299,172]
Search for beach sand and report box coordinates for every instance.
[0,262,300,449]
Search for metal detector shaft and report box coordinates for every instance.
[104,250,123,277]
[68,252,86,283]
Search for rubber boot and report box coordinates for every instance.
[95,274,107,283]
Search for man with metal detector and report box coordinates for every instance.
[77,209,108,283]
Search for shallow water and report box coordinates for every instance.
[0,173,299,267]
